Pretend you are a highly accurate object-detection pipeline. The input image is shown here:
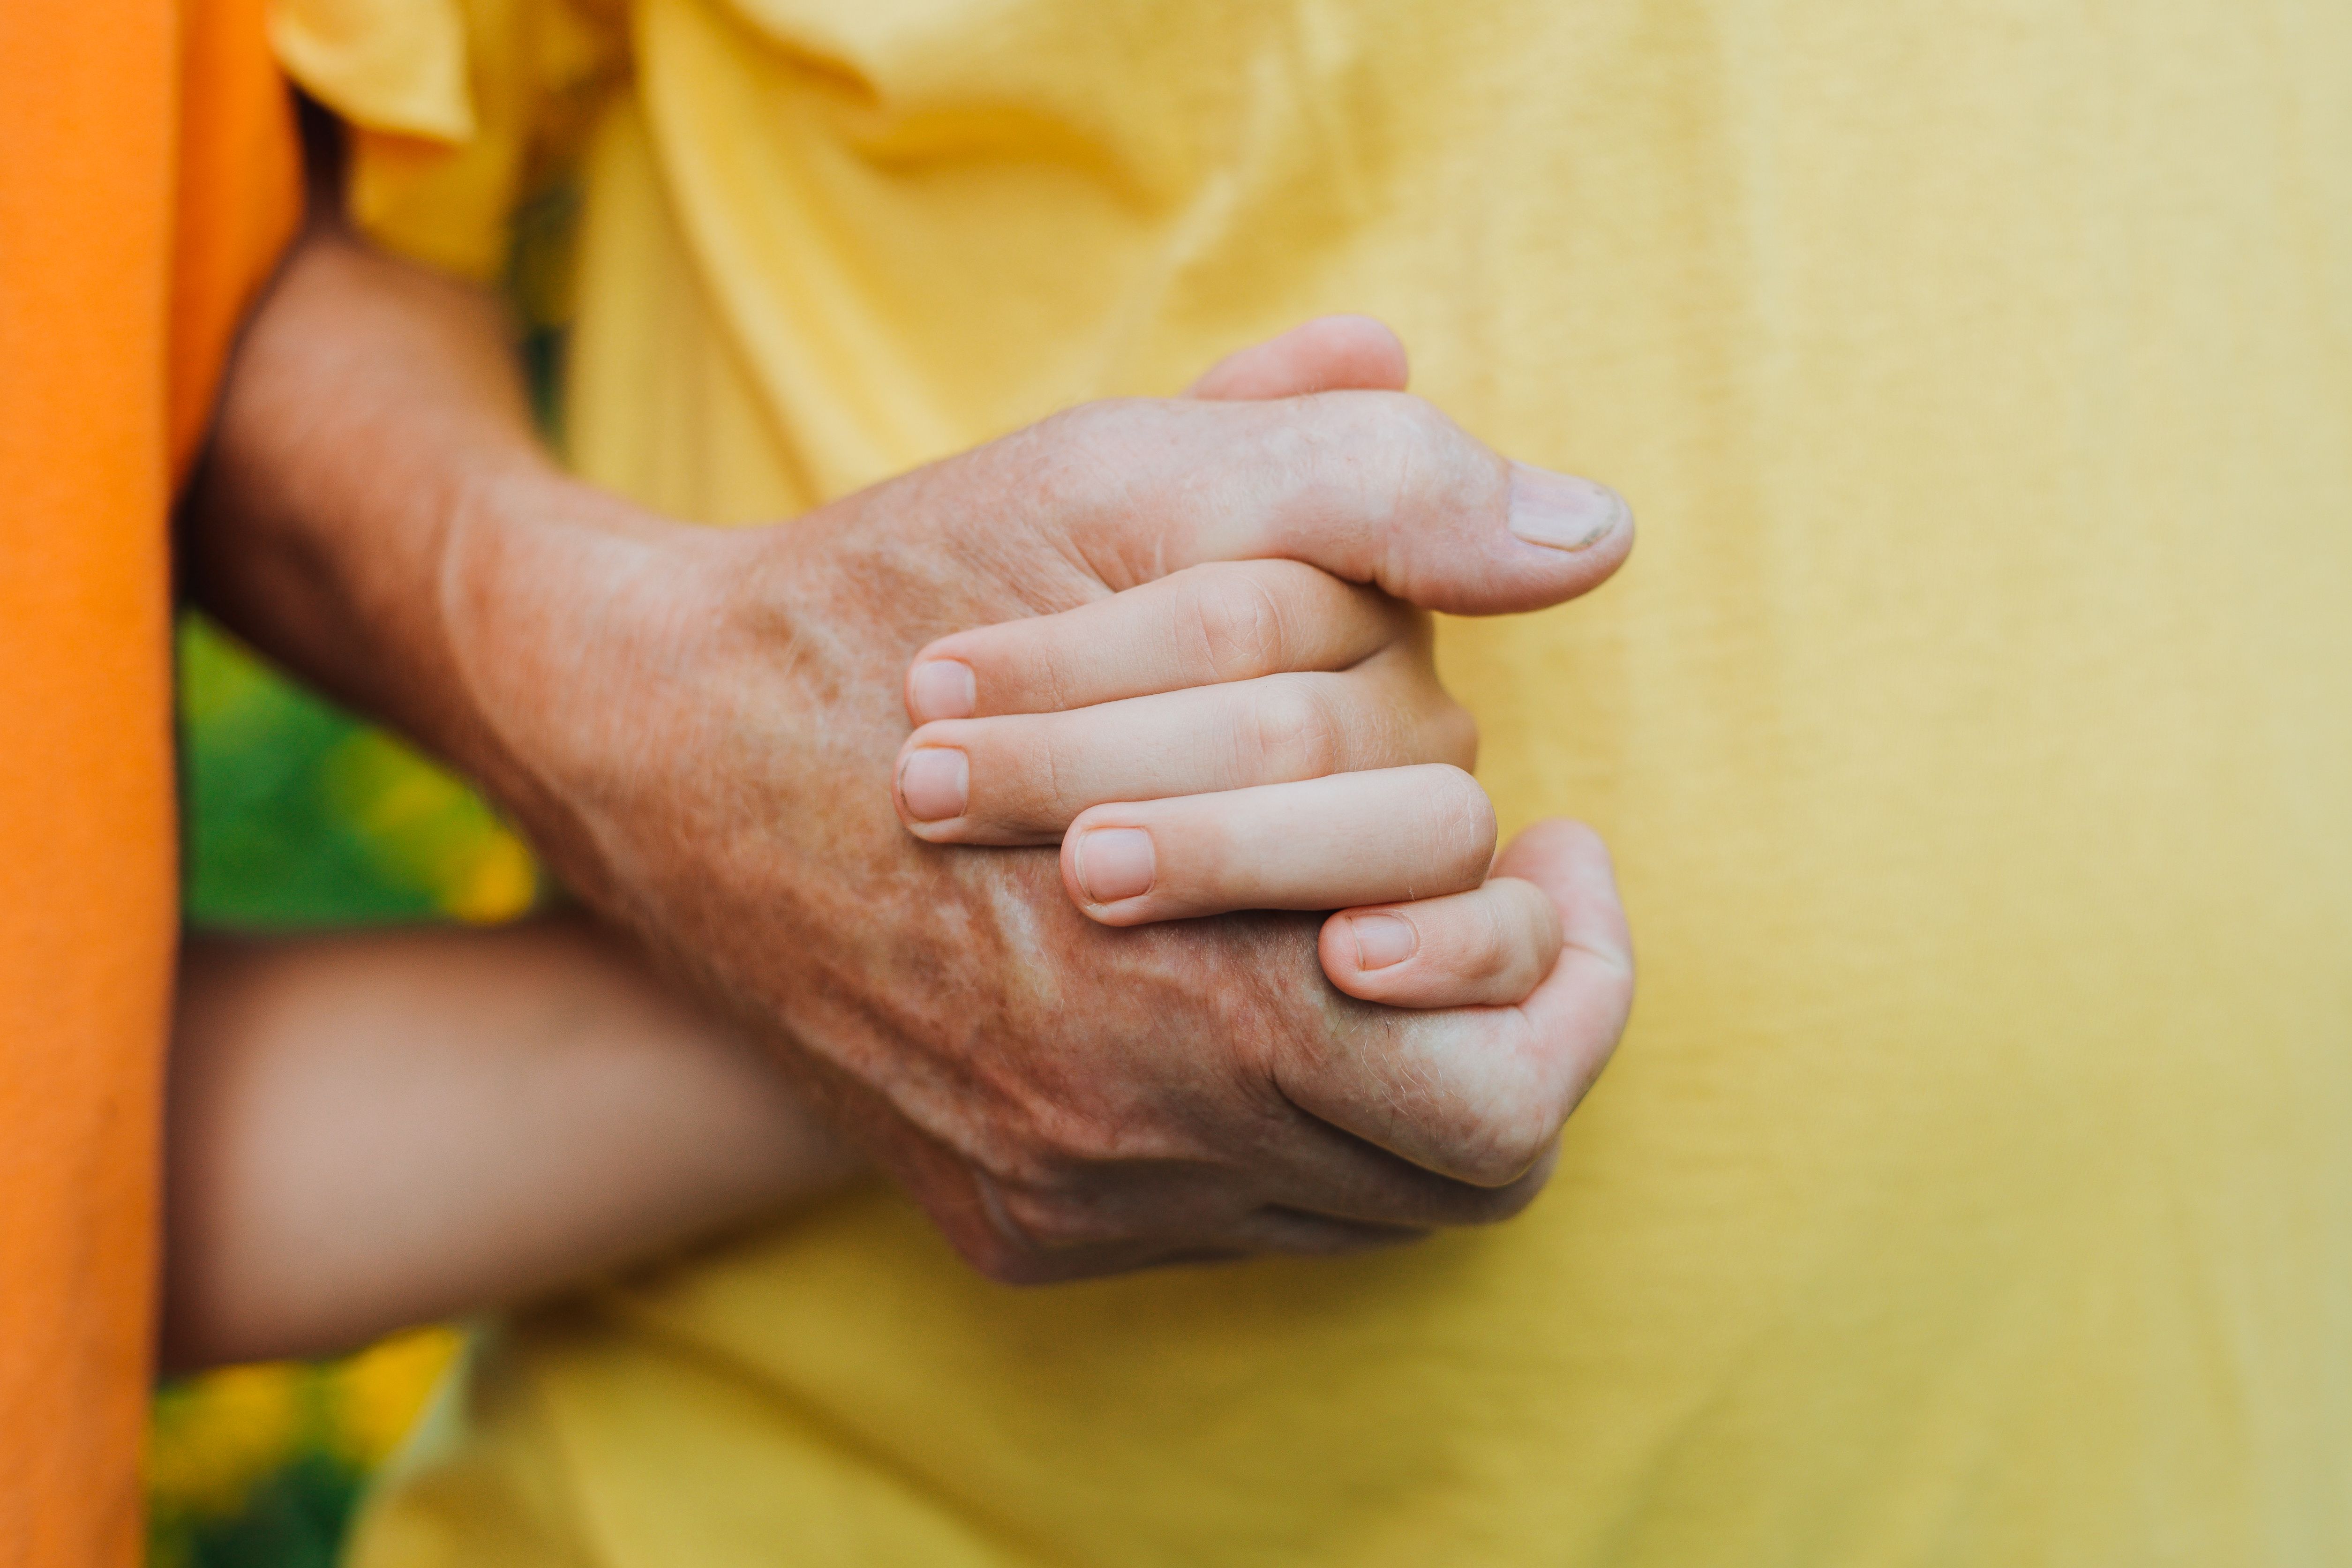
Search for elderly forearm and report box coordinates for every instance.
[184,224,630,806]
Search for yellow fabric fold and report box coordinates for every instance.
[270,0,477,141]
[275,0,623,281]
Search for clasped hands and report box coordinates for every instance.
[895,317,1628,1012]
[438,312,1635,1282]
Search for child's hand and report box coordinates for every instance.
[889,315,1629,1020]
[893,562,1619,1013]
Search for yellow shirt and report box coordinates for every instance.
[287,1,2352,1561]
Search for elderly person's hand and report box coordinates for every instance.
[195,234,1634,1281]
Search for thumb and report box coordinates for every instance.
[1186,315,1411,400]
[1036,320,1633,614]
[1493,818,1634,1073]
[1155,392,1633,616]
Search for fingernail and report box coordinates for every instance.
[1073,827,1155,903]
[899,748,969,821]
[1507,462,1629,552]
[909,660,977,720]
[1347,913,1418,970]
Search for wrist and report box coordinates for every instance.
[428,464,729,908]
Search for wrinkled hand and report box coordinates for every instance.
[444,319,1635,1281]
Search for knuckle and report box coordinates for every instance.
[1518,877,1568,953]
[966,1142,1120,1259]
[1364,395,1467,512]
[1023,400,1150,514]
[1421,698,1479,770]
[1466,898,1521,983]
[953,1226,1046,1285]
[1486,880,1559,976]
[1352,390,1452,454]
[1241,678,1341,781]
[993,1185,1125,1251]
[1037,397,1134,451]
[1427,765,1498,878]
[1187,570,1290,684]
[1435,1061,1561,1188]
[1287,392,1462,525]
[977,1088,1161,1198]
[1028,729,1085,820]
[974,1117,1085,1196]
[934,1183,1055,1283]
[1453,1108,1559,1188]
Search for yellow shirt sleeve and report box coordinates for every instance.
[271,0,624,281]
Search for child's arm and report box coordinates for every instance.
[162,917,861,1374]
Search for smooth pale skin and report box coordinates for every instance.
[162,920,861,1373]
[188,205,1636,1279]
[899,318,1615,1008]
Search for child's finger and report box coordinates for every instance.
[1267,819,1632,1189]
[1316,877,1563,1009]
[906,560,1408,723]
[896,654,1472,844]
[1492,817,1637,1109]
[1059,765,1495,925]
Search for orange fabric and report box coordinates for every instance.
[171,0,306,479]
[0,0,298,1560]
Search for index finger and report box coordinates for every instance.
[906,560,1408,722]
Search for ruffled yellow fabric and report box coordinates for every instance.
[272,0,621,280]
